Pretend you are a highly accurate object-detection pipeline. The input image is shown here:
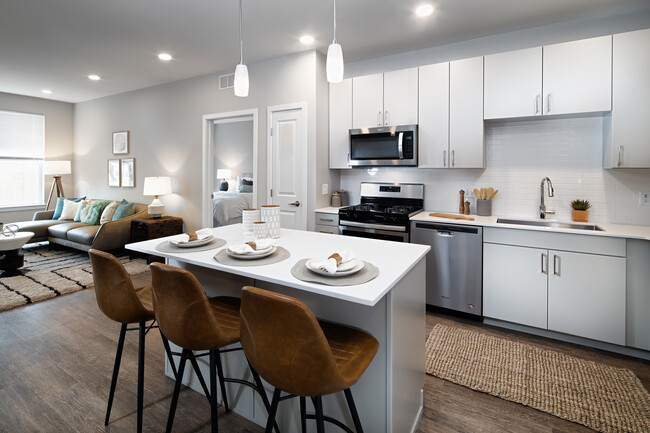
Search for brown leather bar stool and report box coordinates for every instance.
[88,249,178,433]
[149,262,278,433]
[240,286,380,433]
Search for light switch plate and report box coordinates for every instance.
[322,184,329,195]
[640,191,650,206]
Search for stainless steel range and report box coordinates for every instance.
[338,182,424,243]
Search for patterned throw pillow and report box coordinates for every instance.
[59,199,82,221]
[112,199,136,221]
[99,201,120,224]
[82,200,111,225]
[73,200,93,222]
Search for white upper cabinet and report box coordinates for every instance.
[352,73,383,128]
[605,28,650,168]
[484,47,543,119]
[352,68,418,129]
[329,79,352,169]
[383,68,419,127]
[418,62,449,168]
[449,56,484,168]
[484,36,612,119]
[543,35,612,115]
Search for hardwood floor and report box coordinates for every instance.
[0,270,648,432]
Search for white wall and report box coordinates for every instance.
[340,116,650,225]
[74,50,332,231]
[0,92,74,223]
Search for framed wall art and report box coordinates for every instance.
[121,158,135,188]
[108,159,120,187]
[112,131,129,154]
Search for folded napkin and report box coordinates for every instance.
[311,249,356,274]
[178,228,213,243]
[228,238,275,255]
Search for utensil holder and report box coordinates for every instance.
[261,205,281,239]
[476,199,492,216]
[242,209,260,234]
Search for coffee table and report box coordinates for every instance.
[0,231,34,277]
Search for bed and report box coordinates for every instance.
[212,192,253,227]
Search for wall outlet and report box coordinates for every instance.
[640,191,650,206]
[322,184,329,195]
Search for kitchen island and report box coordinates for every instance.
[126,224,430,433]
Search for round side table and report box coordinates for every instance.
[0,231,34,278]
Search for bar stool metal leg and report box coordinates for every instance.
[187,352,212,401]
[265,388,282,433]
[105,323,127,426]
[300,396,307,433]
[137,321,146,433]
[214,351,230,412]
[160,332,178,379]
[312,396,325,433]
[344,388,363,433]
[166,349,189,433]
[209,350,219,433]
[249,363,281,433]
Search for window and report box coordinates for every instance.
[0,110,45,208]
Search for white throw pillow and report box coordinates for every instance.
[59,199,81,221]
[100,201,120,224]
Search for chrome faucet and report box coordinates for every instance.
[539,177,555,219]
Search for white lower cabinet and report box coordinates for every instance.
[483,229,626,346]
[547,250,625,345]
[314,212,339,235]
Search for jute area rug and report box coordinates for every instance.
[0,245,148,312]
[425,324,650,433]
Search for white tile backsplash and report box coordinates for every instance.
[340,116,650,226]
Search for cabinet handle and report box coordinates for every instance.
[535,94,540,114]
[385,110,389,126]
[319,218,334,222]
[451,150,455,167]
[546,93,551,114]
[541,253,547,274]
[377,111,382,126]
[553,254,560,276]
[617,145,623,167]
[443,150,447,167]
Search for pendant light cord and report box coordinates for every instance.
[332,0,337,44]
[239,0,244,64]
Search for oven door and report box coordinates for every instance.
[339,222,409,243]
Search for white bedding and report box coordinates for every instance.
[212,192,253,226]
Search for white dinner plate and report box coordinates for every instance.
[305,258,364,277]
[226,246,277,260]
[227,245,273,255]
[171,235,214,248]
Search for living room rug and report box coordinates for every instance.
[0,245,148,312]
[425,324,650,433]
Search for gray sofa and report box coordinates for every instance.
[15,202,148,251]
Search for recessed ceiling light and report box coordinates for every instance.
[415,4,434,17]
[300,35,314,45]
[158,53,172,61]
[41,89,52,94]
[88,74,101,81]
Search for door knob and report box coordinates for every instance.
[289,201,300,207]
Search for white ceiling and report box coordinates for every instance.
[1,0,647,103]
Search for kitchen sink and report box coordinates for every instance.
[496,218,605,231]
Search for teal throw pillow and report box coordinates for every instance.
[53,196,85,220]
[81,200,110,225]
[112,199,136,221]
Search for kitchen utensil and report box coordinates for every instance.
[487,187,495,199]
[488,189,499,200]
[480,188,487,200]
[473,188,481,200]
[429,212,475,221]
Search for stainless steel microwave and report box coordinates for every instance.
[349,124,418,167]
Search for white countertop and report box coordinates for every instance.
[411,211,650,241]
[314,206,343,214]
[126,224,430,307]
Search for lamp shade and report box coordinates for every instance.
[234,64,249,97]
[143,176,172,196]
[216,169,231,180]
[43,160,71,176]
[326,42,344,83]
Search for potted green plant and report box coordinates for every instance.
[571,199,592,222]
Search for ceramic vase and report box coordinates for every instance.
[261,205,281,239]
[242,209,260,234]
[252,221,268,239]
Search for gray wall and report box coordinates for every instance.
[0,92,74,223]
[74,50,332,231]
[212,119,254,192]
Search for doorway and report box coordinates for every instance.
[202,109,258,228]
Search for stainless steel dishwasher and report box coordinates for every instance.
[411,221,483,316]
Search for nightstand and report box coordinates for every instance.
[130,216,183,262]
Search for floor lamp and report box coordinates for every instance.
[43,161,71,210]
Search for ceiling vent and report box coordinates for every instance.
[219,73,235,90]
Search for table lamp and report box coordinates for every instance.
[143,176,172,218]
[217,169,231,191]
[43,160,71,210]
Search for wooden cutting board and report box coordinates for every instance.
[428,212,475,221]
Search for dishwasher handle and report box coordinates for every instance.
[414,222,481,235]
[435,230,455,237]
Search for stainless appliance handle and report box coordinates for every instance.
[398,132,404,159]
[340,225,408,242]
[435,231,455,237]
[339,220,406,232]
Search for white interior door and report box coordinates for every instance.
[267,103,306,230]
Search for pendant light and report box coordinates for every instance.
[326,0,344,83]
[234,0,249,97]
